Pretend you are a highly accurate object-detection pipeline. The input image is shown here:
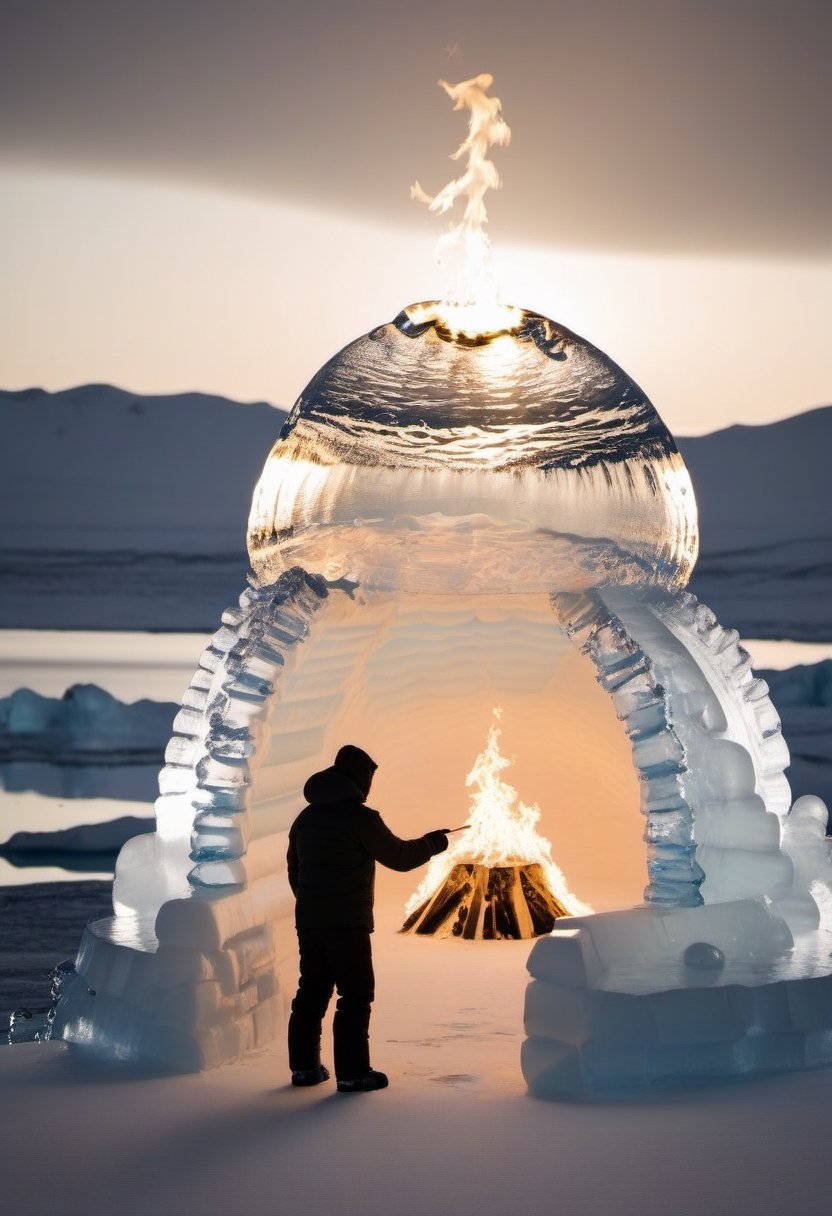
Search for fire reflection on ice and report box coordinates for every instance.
[402,709,590,939]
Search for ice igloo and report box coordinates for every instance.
[54,304,832,1095]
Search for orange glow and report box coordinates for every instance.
[404,299,523,342]
[405,708,591,918]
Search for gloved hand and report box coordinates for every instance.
[425,829,450,853]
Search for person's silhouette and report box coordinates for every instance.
[287,744,449,1092]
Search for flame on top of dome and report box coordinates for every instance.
[404,709,591,919]
[404,298,523,344]
[412,73,514,337]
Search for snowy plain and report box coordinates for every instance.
[4,917,832,1216]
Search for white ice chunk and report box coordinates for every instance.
[550,900,793,975]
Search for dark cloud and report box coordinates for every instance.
[2,0,830,255]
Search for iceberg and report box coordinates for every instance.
[0,685,175,761]
[53,304,832,1093]
[0,684,176,803]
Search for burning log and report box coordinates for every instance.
[401,861,569,939]
[401,709,588,940]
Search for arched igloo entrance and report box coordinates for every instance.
[54,306,832,1093]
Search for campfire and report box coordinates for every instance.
[402,711,587,939]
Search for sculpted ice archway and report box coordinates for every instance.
[54,307,832,1090]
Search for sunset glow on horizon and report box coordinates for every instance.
[2,166,830,438]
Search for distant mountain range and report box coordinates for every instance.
[0,386,285,629]
[677,408,832,554]
[678,409,832,640]
[1,385,829,637]
[0,385,285,554]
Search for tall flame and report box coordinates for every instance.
[405,709,591,918]
[411,74,519,338]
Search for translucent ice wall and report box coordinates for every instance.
[554,587,794,910]
[248,305,698,597]
[524,591,832,1100]
[56,569,335,1070]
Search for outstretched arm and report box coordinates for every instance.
[358,811,448,872]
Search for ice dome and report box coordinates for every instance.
[248,304,698,595]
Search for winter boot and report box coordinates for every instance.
[336,1069,389,1093]
[291,1064,330,1087]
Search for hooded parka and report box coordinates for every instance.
[287,764,444,931]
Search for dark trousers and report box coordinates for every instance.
[287,927,375,1080]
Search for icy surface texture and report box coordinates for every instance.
[53,895,288,1071]
[553,587,794,909]
[528,586,832,1097]
[185,569,330,889]
[7,959,75,1045]
[523,897,832,1098]
[112,566,330,926]
[56,569,334,1069]
[248,306,698,596]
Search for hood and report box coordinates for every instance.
[303,766,366,806]
[333,744,377,798]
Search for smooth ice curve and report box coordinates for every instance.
[248,305,698,596]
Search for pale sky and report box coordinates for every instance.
[2,1,830,435]
[2,168,829,436]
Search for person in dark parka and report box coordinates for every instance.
[287,743,449,1093]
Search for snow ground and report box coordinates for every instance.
[2,906,832,1216]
